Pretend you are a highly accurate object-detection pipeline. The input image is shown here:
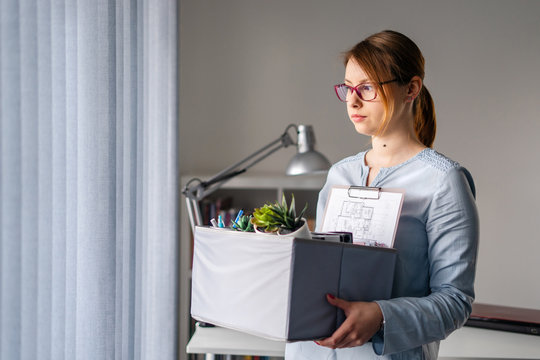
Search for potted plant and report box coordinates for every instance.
[231,214,255,232]
[251,203,281,233]
[251,194,311,239]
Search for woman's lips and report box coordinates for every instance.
[351,114,366,123]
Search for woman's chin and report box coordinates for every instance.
[352,123,374,136]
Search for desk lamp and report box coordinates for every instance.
[182,124,331,232]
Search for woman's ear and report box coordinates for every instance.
[407,76,423,102]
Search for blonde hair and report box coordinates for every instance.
[343,30,436,147]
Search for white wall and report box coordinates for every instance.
[180,0,540,309]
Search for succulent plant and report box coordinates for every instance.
[251,204,281,233]
[272,193,308,232]
[231,214,255,232]
[251,194,307,233]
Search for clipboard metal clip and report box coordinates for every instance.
[347,186,381,200]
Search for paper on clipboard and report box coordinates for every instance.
[320,185,404,248]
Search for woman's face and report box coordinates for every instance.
[343,59,386,136]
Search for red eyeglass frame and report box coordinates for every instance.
[334,78,398,102]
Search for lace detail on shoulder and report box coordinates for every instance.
[418,149,460,172]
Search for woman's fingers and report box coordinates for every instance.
[326,293,350,314]
[317,315,368,348]
[316,298,383,349]
[316,321,349,348]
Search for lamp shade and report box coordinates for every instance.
[286,125,331,176]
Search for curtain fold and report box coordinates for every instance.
[0,0,178,359]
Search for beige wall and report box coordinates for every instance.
[180,0,540,308]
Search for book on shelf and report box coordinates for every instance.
[201,196,236,227]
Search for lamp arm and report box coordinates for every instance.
[203,124,296,187]
[182,124,298,212]
[199,134,288,196]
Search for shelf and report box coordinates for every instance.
[187,324,540,359]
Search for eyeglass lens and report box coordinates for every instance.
[335,83,377,102]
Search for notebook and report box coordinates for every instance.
[465,303,540,336]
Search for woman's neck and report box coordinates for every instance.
[366,132,426,169]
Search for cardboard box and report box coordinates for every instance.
[191,226,396,341]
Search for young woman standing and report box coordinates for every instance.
[285,30,479,359]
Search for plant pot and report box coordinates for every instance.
[253,225,266,234]
[277,218,311,239]
[253,225,277,235]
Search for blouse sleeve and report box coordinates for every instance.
[372,166,480,355]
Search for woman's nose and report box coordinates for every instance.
[348,91,363,108]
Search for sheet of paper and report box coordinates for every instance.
[320,186,404,248]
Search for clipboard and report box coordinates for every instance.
[320,185,404,248]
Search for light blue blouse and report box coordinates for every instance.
[285,148,479,360]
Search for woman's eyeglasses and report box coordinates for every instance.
[334,79,398,102]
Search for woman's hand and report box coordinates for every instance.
[316,294,383,349]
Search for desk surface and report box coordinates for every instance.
[187,323,540,359]
[439,326,540,359]
[187,323,285,357]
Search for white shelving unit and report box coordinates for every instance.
[186,323,540,359]
[178,173,327,359]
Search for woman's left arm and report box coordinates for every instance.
[372,166,480,355]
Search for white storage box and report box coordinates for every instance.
[191,226,396,341]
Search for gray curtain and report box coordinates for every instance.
[0,0,178,359]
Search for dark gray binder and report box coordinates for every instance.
[286,238,397,341]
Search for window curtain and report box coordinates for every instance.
[0,0,178,359]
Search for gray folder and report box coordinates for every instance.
[287,238,396,341]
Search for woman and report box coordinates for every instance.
[285,30,479,359]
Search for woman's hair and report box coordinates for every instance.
[343,30,436,147]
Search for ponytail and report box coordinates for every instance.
[414,86,436,148]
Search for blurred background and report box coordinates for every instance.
[179,0,540,309]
